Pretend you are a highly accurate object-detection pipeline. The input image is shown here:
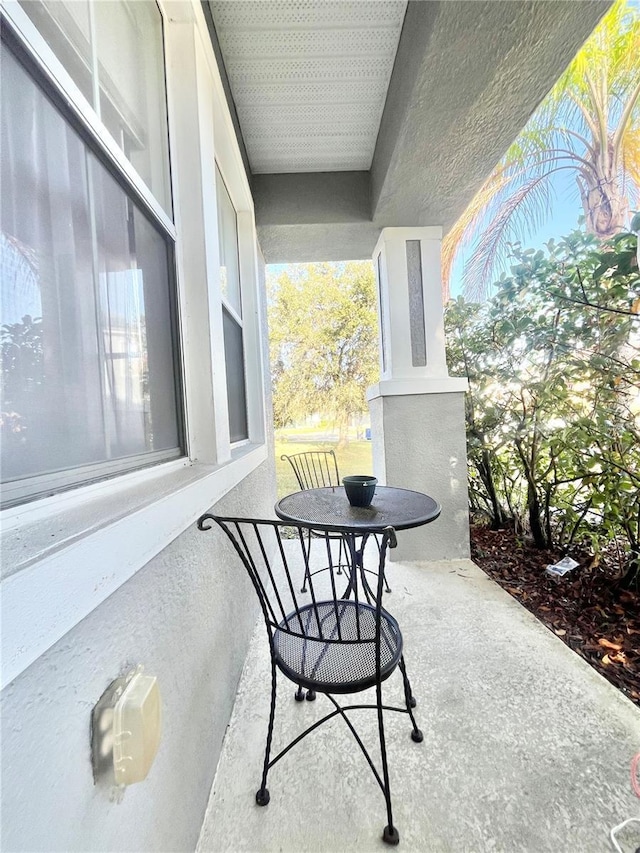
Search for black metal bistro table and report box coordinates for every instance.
[274,485,441,599]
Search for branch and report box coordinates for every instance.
[553,293,640,317]
[568,93,599,141]
[560,127,596,158]
[584,73,608,158]
[576,268,589,303]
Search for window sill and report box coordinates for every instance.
[1,443,267,689]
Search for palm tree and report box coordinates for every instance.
[443,0,640,300]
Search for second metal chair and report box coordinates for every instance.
[280,449,390,594]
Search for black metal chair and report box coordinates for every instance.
[280,448,341,491]
[280,449,348,593]
[197,514,423,846]
[280,449,391,595]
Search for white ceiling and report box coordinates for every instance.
[209,1,408,174]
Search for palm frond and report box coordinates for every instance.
[621,124,640,196]
[462,170,563,300]
[442,172,508,299]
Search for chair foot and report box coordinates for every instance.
[409,697,417,708]
[382,825,400,845]
[306,689,316,701]
[255,788,270,806]
[411,729,424,743]
[294,687,305,702]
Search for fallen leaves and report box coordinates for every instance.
[471,525,639,707]
[602,652,628,666]
[598,638,623,651]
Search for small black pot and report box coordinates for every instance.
[342,475,377,507]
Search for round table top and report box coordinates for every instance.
[274,485,441,533]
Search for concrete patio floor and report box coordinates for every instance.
[198,556,640,853]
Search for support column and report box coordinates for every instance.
[368,227,470,562]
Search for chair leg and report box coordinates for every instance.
[398,655,417,707]
[300,531,312,593]
[294,686,305,702]
[376,679,400,845]
[367,535,391,593]
[399,656,423,742]
[256,657,278,806]
[336,536,344,575]
[382,569,392,595]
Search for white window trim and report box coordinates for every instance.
[236,209,266,447]
[0,0,269,689]
[216,164,263,449]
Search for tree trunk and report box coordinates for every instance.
[579,138,629,239]
[618,552,639,590]
[527,481,550,549]
[477,447,509,529]
[336,419,349,450]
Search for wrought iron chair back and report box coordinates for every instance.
[280,449,390,594]
[197,513,423,845]
[280,449,341,491]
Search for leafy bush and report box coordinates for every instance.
[446,230,639,583]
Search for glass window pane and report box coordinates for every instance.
[216,168,242,315]
[91,160,180,459]
[95,1,171,213]
[1,43,181,498]
[20,0,93,104]
[19,0,172,215]
[222,309,248,443]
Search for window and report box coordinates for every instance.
[20,0,171,213]
[216,166,249,444]
[1,30,182,507]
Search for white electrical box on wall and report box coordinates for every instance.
[92,667,162,789]
[113,673,162,785]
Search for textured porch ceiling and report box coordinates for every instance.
[209,1,407,174]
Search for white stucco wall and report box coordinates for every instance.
[1,462,274,853]
[369,392,470,562]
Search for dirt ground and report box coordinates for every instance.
[470,526,639,707]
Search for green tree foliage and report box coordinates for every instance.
[446,230,639,582]
[268,262,378,443]
[1,314,43,450]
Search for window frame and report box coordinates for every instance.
[0,2,186,508]
[215,162,250,447]
[0,0,269,689]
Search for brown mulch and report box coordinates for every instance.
[470,526,640,707]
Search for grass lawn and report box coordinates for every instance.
[274,439,373,498]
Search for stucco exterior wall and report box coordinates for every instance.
[1,461,275,853]
[369,391,470,562]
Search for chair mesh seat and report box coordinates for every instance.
[273,600,403,694]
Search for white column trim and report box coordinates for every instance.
[372,226,443,256]
[367,377,468,400]
[372,225,451,382]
